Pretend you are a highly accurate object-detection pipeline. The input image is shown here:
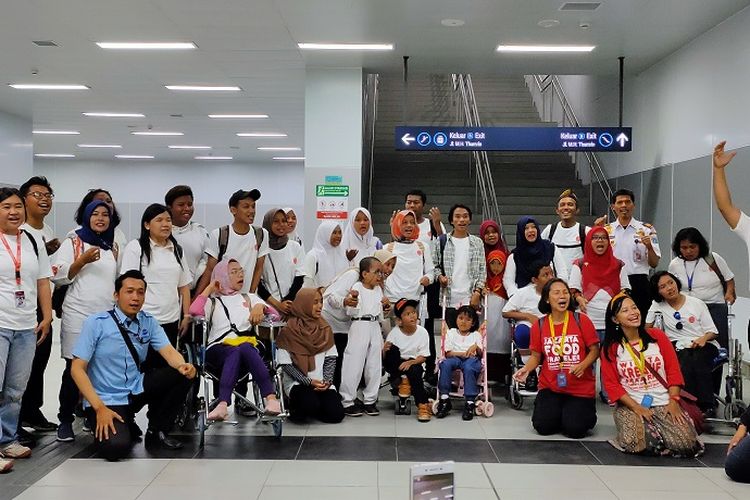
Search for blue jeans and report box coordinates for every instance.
[0,328,37,446]
[726,434,750,483]
[439,356,482,399]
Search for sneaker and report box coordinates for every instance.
[524,371,538,392]
[0,457,13,474]
[462,401,475,421]
[363,403,380,416]
[56,422,75,442]
[22,415,57,432]
[15,428,36,449]
[398,376,411,398]
[0,442,32,459]
[435,398,452,419]
[82,419,91,434]
[344,404,364,417]
[235,398,257,417]
[417,403,432,422]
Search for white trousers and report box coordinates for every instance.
[339,321,383,406]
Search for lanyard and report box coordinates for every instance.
[547,312,569,356]
[0,231,22,287]
[622,339,648,380]
[683,260,697,291]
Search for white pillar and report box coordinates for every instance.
[0,110,33,186]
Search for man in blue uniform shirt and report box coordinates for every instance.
[70,269,196,460]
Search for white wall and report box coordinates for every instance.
[34,159,304,240]
[0,110,32,186]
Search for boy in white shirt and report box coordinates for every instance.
[383,299,431,422]
[435,306,483,421]
[165,185,209,293]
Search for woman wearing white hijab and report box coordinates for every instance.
[303,221,350,288]
[342,207,382,267]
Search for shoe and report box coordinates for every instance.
[524,371,538,392]
[56,422,75,442]
[344,404,364,417]
[264,398,281,416]
[364,403,380,416]
[435,398,452,419]
[0,441,32,459]
[235,398,257,417]
[462,401,475,421]
[22,415,57,433]
[144,430,183,450]
[0,457,13,474]
[398,376,412,398]
[16,428,36,449]
[417,403,432,422]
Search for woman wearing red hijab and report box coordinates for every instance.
[485,249,510,382]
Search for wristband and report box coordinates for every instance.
[669,395,681,402]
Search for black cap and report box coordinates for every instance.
[228,189,261,207]
[394,298,420,318]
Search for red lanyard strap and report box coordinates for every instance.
[0,231,22,286]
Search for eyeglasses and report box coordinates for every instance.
[27,192,54,200]
[591,235,609,241]
[673,311,684,330]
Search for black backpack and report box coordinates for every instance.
[217,225,264,262]
[547,222,586,250]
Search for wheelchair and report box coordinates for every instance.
[507,318,539,410]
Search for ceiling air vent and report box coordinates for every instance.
[170,114,183,118]
[559,2,601,11]
[33,40,59,47]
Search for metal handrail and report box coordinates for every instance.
[362,74,379,210]
[529,75,613,215]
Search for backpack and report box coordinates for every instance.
[20,229,39,257]
[217,224,264,262]
[703,253,728,293]
[547,222,586,250]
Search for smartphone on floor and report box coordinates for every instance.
[410,461,455,500]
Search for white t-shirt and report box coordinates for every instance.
[731,211,750,290]
[417,218,446,243]
[386,325,430,359]
[206,225,270,294]
[448,236,471,308]
[52,237,119,358]
[261,242,305,301]
[646,295,719,350]
[568,264,631,330]
[667,254,734,305]
[384,241,434,301]
[502,284,542,328]
[201,293,266,345]
[172,221,209,289]
[606,218,661,275]
[445,328,482,353]
[541,223,590,282]
[346,282,384,319]
[121,239,192,324]
[0,231,53,330]
[322,268,359,333]
[277,344,338,393]
[21,222,55,291]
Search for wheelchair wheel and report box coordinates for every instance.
[475,401,484,416]
[509,385,523,410]
[198,410,207,448]
[404,399,412,415]
[725,400,748,420]
[271,419,283,438]
[483,402,495,417]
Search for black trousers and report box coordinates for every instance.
[628,274,652,323]
[706,302,729,396]
[288,385,344,424]
[383,346,429,404]
[58,359,80,424]
[333,332,348,390]
[532,389,597,439]
[425,281,441,376]
[143,321,179,372]
[676,344,718,411]
[84,367,192,461]
[19,322,53,424]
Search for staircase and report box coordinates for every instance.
[368,74,590,248]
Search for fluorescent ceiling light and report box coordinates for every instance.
[258,147,301,151]
[115,155,155,159]
[83,112,145,118]
[9,84,89,90]
[78,144,122,148]
[209,114,268,119]
[298,43,393,51]
[34,153,75,158]
[237,132,287,138]
[272,156,305,161]
[33,130,80,135]
[96,42,197,50]
[165,85,241,91]
[496,44,595,52]
[195,156,232,160]
[168,145,211,149]
[131,131,184,136]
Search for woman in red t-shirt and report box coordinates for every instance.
[513,278,599,438]
[601,292,702,456]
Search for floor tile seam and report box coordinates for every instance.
[579,441,605,465]
[480,463,502,500]
[293,435,305,460]
[694,466,737,495]
[134,458,174,498]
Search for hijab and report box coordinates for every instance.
[342,207,378,263]
[309,221,349,287]
[75,200,115,250]
[512,216,555,288]
[263,208,289,251]
[390,209,420,242]
[210,258,239,297]
[479,219,507,255]
[276,288,334,373]
[486,250,508,299]
[579,226,623,301]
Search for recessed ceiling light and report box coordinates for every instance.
[131,131,184,136]
[298,43,394,51]
[559,2,601,11]
[32,40,59,47]
[272,156,305,161]
[115,155,155,159]
[441,19,465,27]
[34,153,75,158]
[236,132,287,138]
[96,42,197,50]
[9,84,89,90]
[168,145,211,149]
[33,130,80,135]
[165,85,241,91]
[83,112,145,118]
[496,44,595,52]
[78,144,122,148]
[195,156,233,160]
[538,19,561,28]
[257,147,301,151]
[209,114,269,119]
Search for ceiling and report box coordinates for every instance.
[0,0,747,162]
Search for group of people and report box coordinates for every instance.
[0,141,748,482]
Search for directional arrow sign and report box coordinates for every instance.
[401,133,415,146]
[616,133,629,148]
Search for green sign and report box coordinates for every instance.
[316,185,349,197]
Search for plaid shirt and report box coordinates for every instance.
[432,233,487,305]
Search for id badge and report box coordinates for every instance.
[641,394,654,408]
[556,372,568,388]
[14,290,25,308]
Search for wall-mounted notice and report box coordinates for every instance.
[315,184,349,219]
